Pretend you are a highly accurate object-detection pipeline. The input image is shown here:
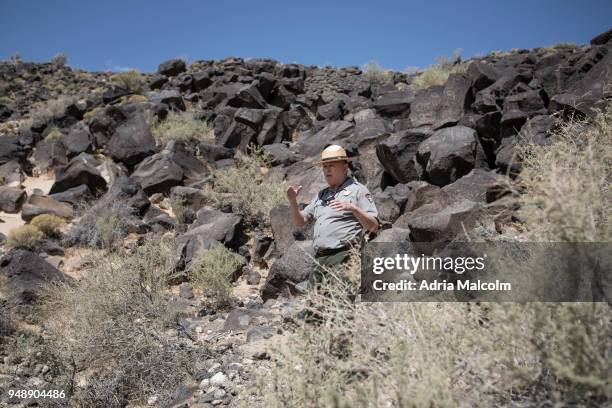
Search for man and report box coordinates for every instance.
[286,145,379,287]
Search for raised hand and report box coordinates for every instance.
[286,185,302,200]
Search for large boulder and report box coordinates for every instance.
[394,198,484,243]
[0,250,73,313]
[0,136,26,167]
[130,153,184,195]
[176,207,244,267]
[149,90,186,111]
[158,59,187,77]
[107,112,156,166]
[376,129,431,183]
[64,124,93,157]
[440,169,510,203]
[30,139,68,175]
[372,90,415,117]
[261,240,315,301]
[49,185,93,207]
[0,187,27,213]
[21,195,74,222]
[49,153,107,195]
[294,121,354,158]
[352,109,391,146]
[416,126,478,186]
[435,73,473,129]
[269,204,313,256]
[409,85,443,128]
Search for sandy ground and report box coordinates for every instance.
[0,174,55,236]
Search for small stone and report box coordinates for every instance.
[213,388,226,399]
[210,372,228,387]
[212,400,223,406]
[199,378,210,389]
[195,326,203,333]
[147,395,158,406]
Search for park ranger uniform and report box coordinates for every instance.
[300,175,379,286]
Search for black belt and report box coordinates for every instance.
[315,239,362,257]
[315,246,350,257]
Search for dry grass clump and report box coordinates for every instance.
[30,214,64,237]
[63,201,132,250]
[149,109,214,145]
[7,225,44,250]
[189,244,242,307]
[254,251,611,407]
[43,127,64,142]
[514,102,612,242]
[410,53,468,90]
[41,234,199,407]
[361,60,394,86]
[205,146,286,227]
[111,69,145,94]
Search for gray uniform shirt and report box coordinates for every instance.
[301,177,379,253]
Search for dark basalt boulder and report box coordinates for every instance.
[130,153,184,195]
[376,129,431,184]
[107,112,156,166]
[0,186,27,213]
[416,126,478,187]
[261,240,315,301]
[49,153,107,195]
[0,250,73,312]
[158,59,187,77]
[21,195,74,222]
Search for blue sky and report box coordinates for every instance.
[1,0,610,73]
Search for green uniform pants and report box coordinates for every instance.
[308,248,352,290]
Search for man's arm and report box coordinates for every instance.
[287,185,308,227]
[329,200,379,232]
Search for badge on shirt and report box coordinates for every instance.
[342,190,351,196]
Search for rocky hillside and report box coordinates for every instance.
[0,27,610,407]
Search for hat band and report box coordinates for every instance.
[321,155,348,162]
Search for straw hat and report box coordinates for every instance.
[314,145,356,166]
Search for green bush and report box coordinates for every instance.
[189,244,242,307]
[7,225,44,250]
[111,69,145,94]
[30,214,64,237]
[206,146,286,227]
[149,109,214,145]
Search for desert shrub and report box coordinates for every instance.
[252,249,611,407]
[41,235,200,407]
[51,52,68,67]
[30,214,64,237]
[43,126,64,142]
[361,60,394,86]
[149,109,214,145]
[7,225,44,250]
[64,201,132,250]
[206,145,286,227]
[168,193,196,226]
[189,244,242,307]
[111,69,144,94]
[410,53,468,90]
[515,102,612,242]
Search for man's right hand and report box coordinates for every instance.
[286,185,302,201]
